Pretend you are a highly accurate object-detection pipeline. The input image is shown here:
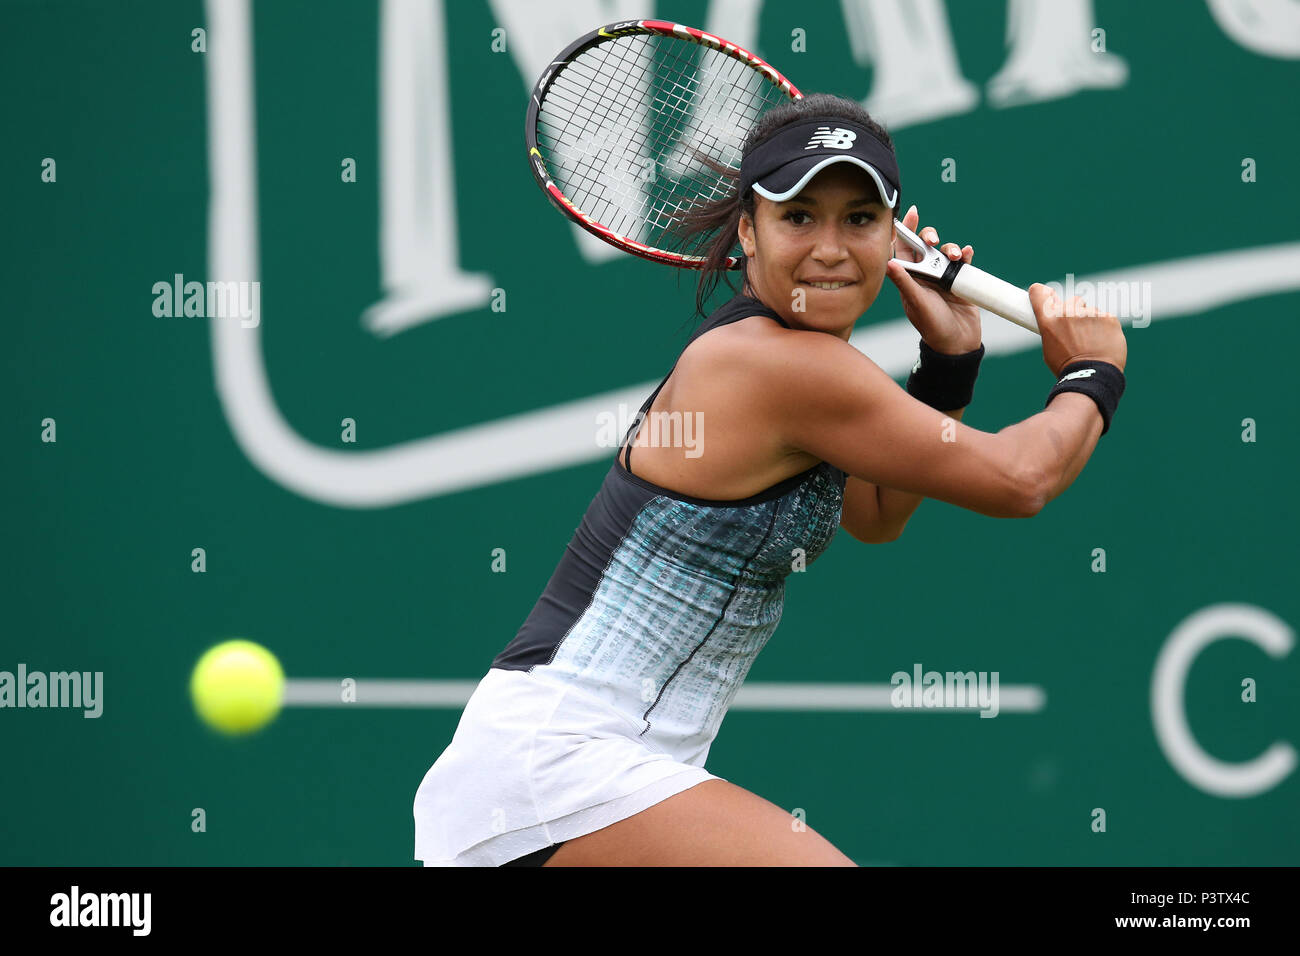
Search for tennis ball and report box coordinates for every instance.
[189,639,285,735]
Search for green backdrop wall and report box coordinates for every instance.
[2,0,1297,865]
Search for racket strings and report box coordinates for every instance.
[535,34,790,259]
[543,38,701,232]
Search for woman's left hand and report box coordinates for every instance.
[885,204,982,355]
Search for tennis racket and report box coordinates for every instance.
[524,19,1040,334]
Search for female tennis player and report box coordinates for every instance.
[413,92,1127,867]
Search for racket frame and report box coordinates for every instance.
[524,19,801,270]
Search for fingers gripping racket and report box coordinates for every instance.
[525,19,1039,334]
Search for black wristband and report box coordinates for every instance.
[1044,361,1126,435]
[906,339,984,411]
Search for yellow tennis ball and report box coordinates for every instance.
[189,639,285,735]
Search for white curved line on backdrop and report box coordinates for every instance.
[205,0,1300,509]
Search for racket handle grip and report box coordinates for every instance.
[950,265,1039,335]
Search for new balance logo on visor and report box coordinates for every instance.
[1058,368,1097,383]
[805,127,857,149]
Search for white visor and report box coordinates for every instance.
[751,155,899,208]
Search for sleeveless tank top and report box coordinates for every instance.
[489,291,847,766]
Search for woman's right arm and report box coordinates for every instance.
[751,285,1127,519]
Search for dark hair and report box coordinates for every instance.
[667,93,895,322]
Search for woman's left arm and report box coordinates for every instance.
[869,205,979,540]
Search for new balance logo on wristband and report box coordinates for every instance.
[1058,368,1097,384]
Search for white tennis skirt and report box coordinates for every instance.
[413,667,724,866]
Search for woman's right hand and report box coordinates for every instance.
[1029,283,1128,376]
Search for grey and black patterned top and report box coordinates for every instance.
[490,291,847,767]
